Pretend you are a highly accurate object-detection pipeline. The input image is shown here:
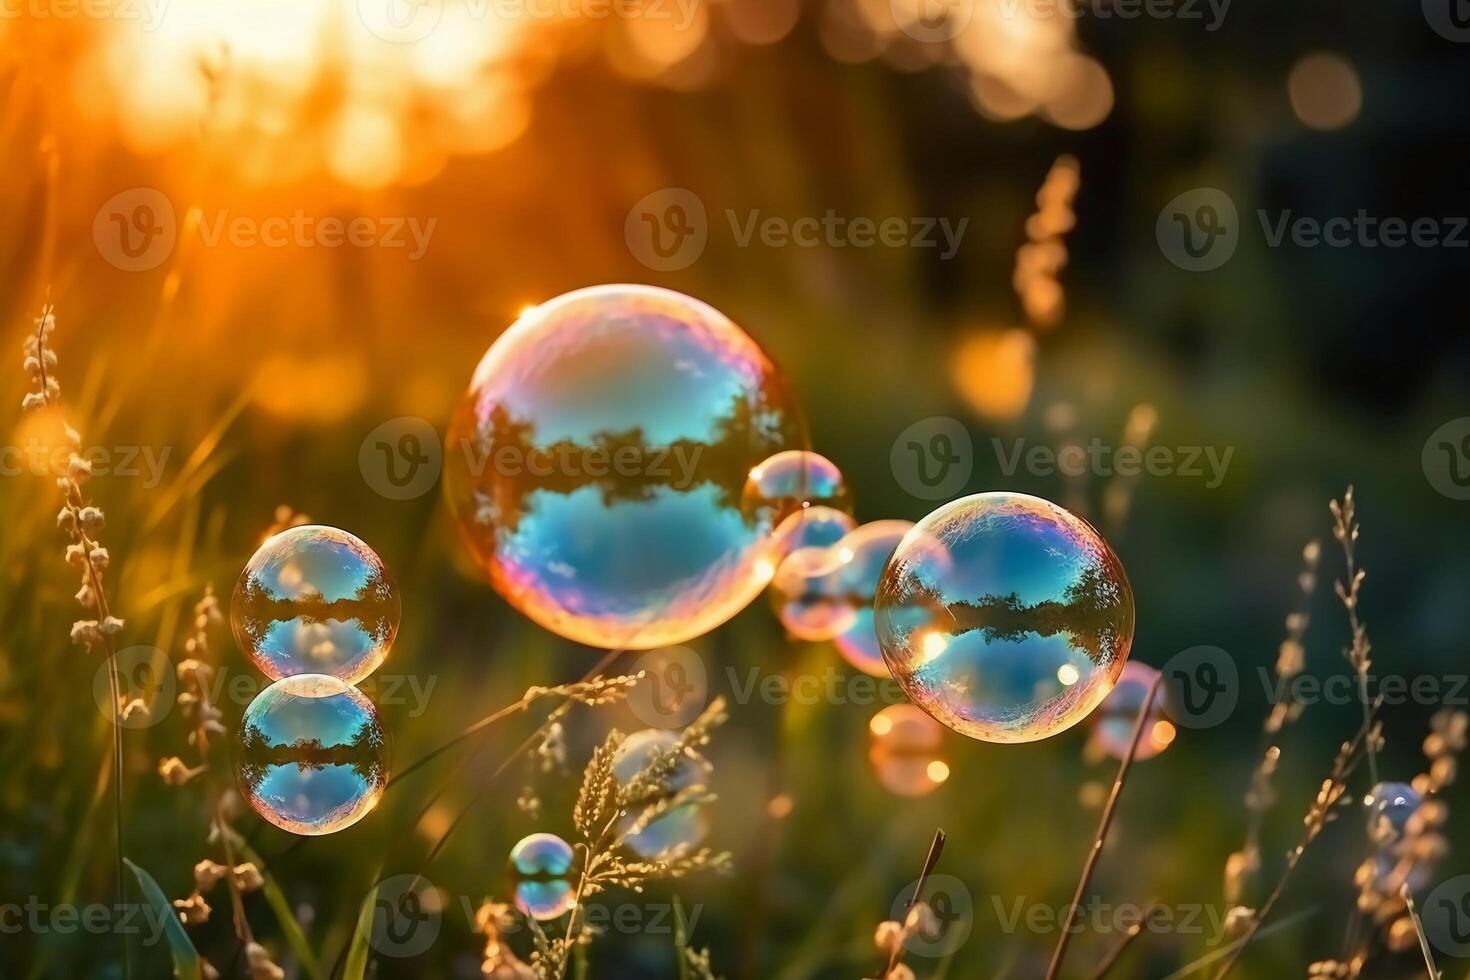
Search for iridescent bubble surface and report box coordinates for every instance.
[232,525,399,684]
[868,704,948,797]
[770,546,852,641]
[742,450,852,530]
[234,675,389,836]
[509,833,577,920]
[831,521,915,677]
[1087,661,1174,761]
[444,284,803,649]
[875,492,1134,744]
[611,729,712,858]
[773,505,857,557]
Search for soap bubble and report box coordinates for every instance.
[875,492,1134,743]
[742,450,852,529]
[830,521,915,677]
[773,505,857,556]
[1365,781,1422,839]
[1087,661,1174,761]
[770,546,852,641]
[868,704,949,797]
[509,833,577,920]
[444,284,803,649]
[232,525,399,685]
[235,675,389,836]
[611,729,712,858]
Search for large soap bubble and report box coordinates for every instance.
[445,285,803,649]
[875,492,1134,744]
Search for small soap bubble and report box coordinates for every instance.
[235,675,389,836]
[509,833,578,920]
[232,525,399,685]
[875,492,1134,743]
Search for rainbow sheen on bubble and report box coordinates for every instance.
[831,521,915,677]
[1087,661,1174,761]
[773,505,857,557]
[234,675,389,836]
[868,704,949,797]
[611,729,712,858]
[770,546,852,641]
[444,284,803,649]
[742,450,852,530]
[875,492,1134,744]
[232,525,399,684]
[509,833,577,920]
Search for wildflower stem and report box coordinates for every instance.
[1087,900,1157,980]
[1400,883,1439,980]
[883,827,947,977]
[1045,673,1163,980]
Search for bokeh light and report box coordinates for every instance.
[1287,52,1362,131]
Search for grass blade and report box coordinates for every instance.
[124,858,203,980]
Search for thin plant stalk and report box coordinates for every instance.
[883,828,948,978]
[1400,883,1439,980]
[1044,673,1164,980]
[1087,901,1159,980]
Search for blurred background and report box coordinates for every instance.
[3,0,1470,976]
